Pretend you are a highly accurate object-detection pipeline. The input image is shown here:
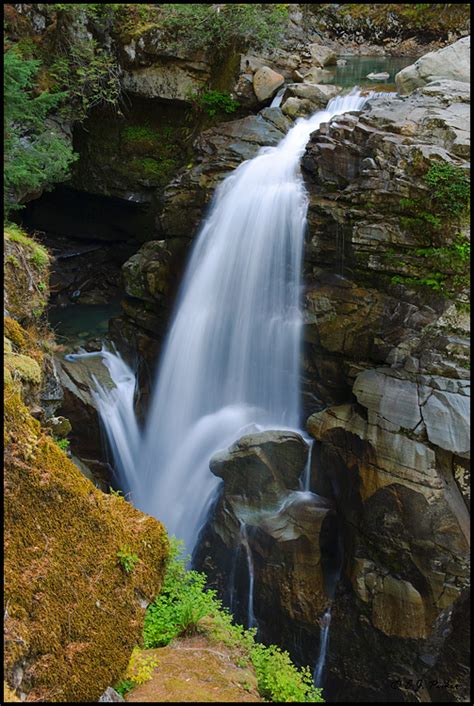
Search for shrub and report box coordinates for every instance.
[49,36,121,122]
[159,4,289,53]
[424,162,470,218]
[143,538,215,646]
[251,642,323,702]
[189,90,239,117]
[115,646,158,696]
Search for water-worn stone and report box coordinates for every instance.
[395,36,470,94]
[252,66,285,102]
[308,43,337,67]
[122,61,210,101]
[303,67,334,84]
[422,389,470,457]
[281,83,341,115]
[197,430,334,632]
[210,430,308,506]
[98,687,125,702]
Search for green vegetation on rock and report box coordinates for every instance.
[3,48,77,214]
[4,225,50,323]
[424,162,470,218]
[117,545,140,574]
[189,90,239,117]
[141,539,324,702]
[116,3,289,52]
[49,38,121,122]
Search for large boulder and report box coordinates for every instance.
[395,36,470,94]
[209,430,309,509]
[122,61,210,101]
[281,83,341,116]
[252,66,285,103]
[308,42,337,67]
[196,430,335,633]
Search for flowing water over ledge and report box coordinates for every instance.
[87,91,376,553]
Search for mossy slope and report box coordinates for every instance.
[3,233,169,702]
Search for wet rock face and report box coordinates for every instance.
[196,430,337,634]
[300,69,470,700]
[158,108,292,240]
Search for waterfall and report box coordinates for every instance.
[90,347,140,492]
[239,522,257,630]
[270,86,286,108]
[313,608,332,687]
[90,89,373,551]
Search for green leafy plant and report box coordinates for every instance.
[54,437,70,451]
[143,538,324,702]
[251,642,322,702]
[4,48,77,215]
[114,679,135,697]
[143,538,215,646]
[117,545,139,574]
[424,162,470,217]
[189,90,239,117]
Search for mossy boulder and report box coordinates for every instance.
[4,379,169,701]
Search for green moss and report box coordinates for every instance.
[4,317,28,350]
[390,234,470,298]
[122,125,161,145]
[4,226,50,323]
[4,352,42,385]
[128,157,178,185]
[5,224,49,269]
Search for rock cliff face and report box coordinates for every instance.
[295,60,470,701]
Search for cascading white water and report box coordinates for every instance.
[90,348,140,491]
[301,437,314,491]
[92,89,373,551]
[313,608,332,686]
[239,521,257,630]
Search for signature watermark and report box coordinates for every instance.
[389,678,459,693]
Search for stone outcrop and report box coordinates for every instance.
[308,42,337,67]
[281,83,341,117]
[158,107,292,241]
[195,431,337,641]
[395,36,470,94]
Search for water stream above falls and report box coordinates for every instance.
[88,89,375,553]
